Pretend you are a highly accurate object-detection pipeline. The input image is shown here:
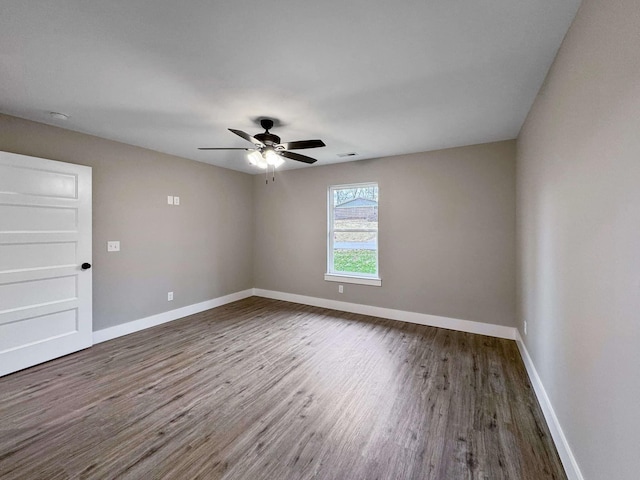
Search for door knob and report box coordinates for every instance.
[81,263,92,270]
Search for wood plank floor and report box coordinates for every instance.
[0,297,566,479]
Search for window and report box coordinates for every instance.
[325,183,381,286]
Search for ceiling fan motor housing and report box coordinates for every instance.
[255,119,279,146]
[254,132,281,147]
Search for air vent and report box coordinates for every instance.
[337,152,358,158]
[49,112,70,121]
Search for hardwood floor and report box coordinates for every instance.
[0,297,566,479]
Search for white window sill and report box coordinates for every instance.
[324,273,382,287]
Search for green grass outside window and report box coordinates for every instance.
[333,249,377,275]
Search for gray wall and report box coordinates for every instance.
[0,113,516,331]
[0,114,254,331]
[255,141,517,327]
[517,0,640,478]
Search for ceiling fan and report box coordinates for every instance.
[199,118,325,169]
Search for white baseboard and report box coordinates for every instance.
[253,288,517,340]
[515,331,584,480]
[94,287,516,345]
[92,289,254,344]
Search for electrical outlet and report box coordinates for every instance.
[524,321,527,335]
[168,291,173,301]
[167,195,174,205]
[174,196,180,205]
[107,241,120,252]
[338,284,344,294]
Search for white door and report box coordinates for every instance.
[0,151,92,377]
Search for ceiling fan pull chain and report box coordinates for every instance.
[272,164,275,182]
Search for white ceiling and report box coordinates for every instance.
[0,0,581,173]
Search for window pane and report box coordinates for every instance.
[333,187,379,232]
[333,185,378,208]
[334,217,378,231]
[333,232,377,275]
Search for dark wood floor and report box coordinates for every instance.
[0,297,566,480]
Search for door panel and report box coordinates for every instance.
[0,151,92,377]
[0,242,77,271]
[0,309,78,352]
[0,204,78,231]
[0,163,78,198]
[1,275,77,311]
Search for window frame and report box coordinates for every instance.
[325,182,381,287]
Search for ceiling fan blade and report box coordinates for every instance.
[229,129,265,147]
[279,150,317,164]
[198,147,253,150]
[282,139,326,150]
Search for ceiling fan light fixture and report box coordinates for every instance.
[265,149,284,167]
[247,150,267,169]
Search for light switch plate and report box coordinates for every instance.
[174,196,180,205]
[107,241,120,252]
[167,195,174,205]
